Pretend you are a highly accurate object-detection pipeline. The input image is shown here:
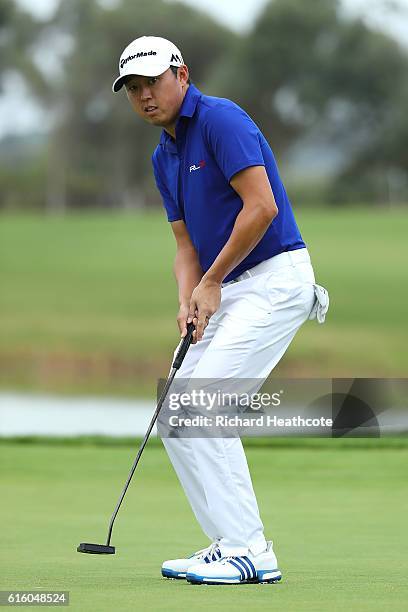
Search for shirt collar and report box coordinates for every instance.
[159,83,201,146]
[178,83,201,118]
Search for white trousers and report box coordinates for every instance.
[161,248,317,557]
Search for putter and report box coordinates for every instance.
[77,322,195,555]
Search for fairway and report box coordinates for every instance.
[0,208,407,395]
[1,439,407,611]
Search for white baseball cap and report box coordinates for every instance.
[112,36,184,93]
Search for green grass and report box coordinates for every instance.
[0,208,407,394]
[1,439,407,611]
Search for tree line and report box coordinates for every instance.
[1,0,407,210]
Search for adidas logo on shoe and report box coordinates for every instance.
[186,541,282,585]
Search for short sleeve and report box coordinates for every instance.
[203,104,265,182]
[152,153,182,222]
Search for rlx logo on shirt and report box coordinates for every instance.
[189,160,206,172]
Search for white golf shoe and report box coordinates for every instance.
[186,541,282,585]
[161,542,222,579]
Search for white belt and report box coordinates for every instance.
[222,248,311,287]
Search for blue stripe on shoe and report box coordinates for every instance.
[238,557,253,580]
[257,569,282,583]
[216,548,222,559]
[227,559,246,580]
[187,572,241,584]
[236,557,252,580]
[242,556,256,579]
[161,567,186,579]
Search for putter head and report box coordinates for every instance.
[77,542,115,554]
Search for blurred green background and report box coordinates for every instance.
[2,0,408,210]
[0,0,407,390]
[1,0,408,395]
[1,208,407,396]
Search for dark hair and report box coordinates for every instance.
[170,65,191,84]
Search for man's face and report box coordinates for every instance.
[124,67,189,128]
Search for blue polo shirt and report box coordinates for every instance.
[152,83,305,283]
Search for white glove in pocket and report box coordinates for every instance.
[308,284,330,324]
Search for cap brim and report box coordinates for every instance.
[112,61,172,92]
[112,75,127,93]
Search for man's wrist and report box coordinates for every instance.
[202,271,223,286]
[179,297,190,307]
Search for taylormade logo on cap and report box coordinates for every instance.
[112,36,184,93]
[120,50,157,69]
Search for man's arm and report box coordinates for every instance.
[171,220,203,338]
[204,165,278,284]
[188,165,278,341]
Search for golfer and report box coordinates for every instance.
[113,36,329,585]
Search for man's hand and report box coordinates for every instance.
[188,277,221,342]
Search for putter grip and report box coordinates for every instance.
[172,322,195,370]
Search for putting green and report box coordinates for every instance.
[1,439,407,611]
